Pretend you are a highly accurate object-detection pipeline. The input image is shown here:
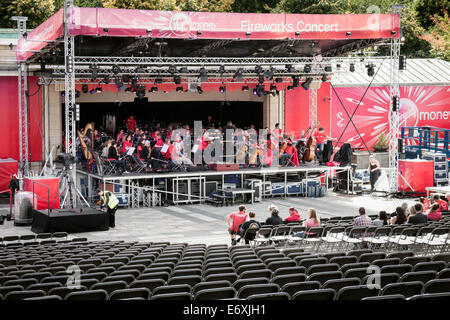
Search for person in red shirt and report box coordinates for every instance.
[227,205,248,245]
[433,194,448,211]
[427,203,442,221]
[285,207,301,223]
[121,134,132,154]
[314,127,334,163]
[126,115,137,133]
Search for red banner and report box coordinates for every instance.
[331,86,450,150]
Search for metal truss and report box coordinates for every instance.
[12,16,30,176]
[309,89,318,128]
[388,5,404,193]
[63,0,77,208]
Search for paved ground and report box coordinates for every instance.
[0,192,416,245]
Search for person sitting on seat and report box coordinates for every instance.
[427,203,442,221]
[444,193,450,212]
[227,205,248,246]
[237,212,261,244]
[285,207,301,223]
[433,194,448,212]
[108,141,127,173]
[373,211,388,226]
[419,196,431,211]
[408,203,428,225]
[390,207,407,225]
[265,208,283,226]
[292,208,321,238]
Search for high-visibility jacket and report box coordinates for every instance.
[102,191,119,209]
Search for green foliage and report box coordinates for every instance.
[1,0,56,29]
[415,0,449,29]
[232,0,280,13]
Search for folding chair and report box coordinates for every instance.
[252,228,273,247]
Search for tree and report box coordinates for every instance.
[232,0,280,13]
[415,0,449,29]
[1,0,55,29]
[420,13,450,60]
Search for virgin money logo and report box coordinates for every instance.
[399,98,419,127]
[170,13,192,36]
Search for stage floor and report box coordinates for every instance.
[0,192,417,245]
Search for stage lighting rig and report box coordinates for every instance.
[176,86,184,92]
[219,65,226,74]
[367,64,375,77]
[155,77,163,84]
[292,76,300,87]
[242,86,249,91]
[301,78,313,90]
[286,64,296,73]
[264,67,275,80]
[233,68,243,81]
[150,87,158,92]
[81,84,89,94]
[112,65,121,75]
[135,66,145,74]
[168,65,177,74]
[102,75,110,84]
[255,65,263,74]
[219,85,226,93]
[304,64,311,73]
[90,64,99,80]
[350,63,355,72]
[258,74,265,84]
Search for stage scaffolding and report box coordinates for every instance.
[15,2,404,203]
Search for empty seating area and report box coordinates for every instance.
[1,237,450,300]
[253,213,450,255]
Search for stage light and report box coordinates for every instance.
[174,75,181,84]
[131,77,138,89]
[103,28,109,34]
[168,65,177,74]
[136,86,146,99]
[125,87,132,92]
[350,63,355,72]
[219,65,226,74]
[324,66,332,72]
[304,64,311,73]
[346,31,351,36]
[199,67,208,82]
[256,84,265,97]
[233,68,243,81]
[253,88,257,95]
[219,85,226,93]
[258,74,265,84]
[114,77,123,90]
[270,84,277,91]
[176,86,184,92]
[392,95,400,112]
[90,64,99,79]
[155,77,163,84]
[94,87,102,93]
[197,86,203,94]
[286,64,295,73]
[197,30,202,35]
[367,64,375,77]
[246,32,251,37]
[180,67,188,74]
[255,65,263,74]
[135,66,145,74]
[112,65,121,75]
[264,67,274,80]
[295,31,300,37]
[275,77,283,83]
[292,76,300,87]
[81,84,89,94]
[122,74,130,83]
[103,75,110,84]
[301,78,313,90]
[89,88,96,94]
[150,87,158,92]
[242,86,249,91]
[399,55,406,70]
[287,85,294,90]
[321,74,327,82]
[391,30,396,35]
[61,91,65,97]
[336,64,341,70]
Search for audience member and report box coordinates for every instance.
[227,205,248,245]
[285,207,301,223]
[373,211,388,226]
[408,203,428,225]
[433,194,448,211]
[266,209,283,226]
[428,203,442,221]
[419,197,431,211]
[391,206,407,225]
[354,207,374,227]
[292,208,320,238]
[238,212,261,244]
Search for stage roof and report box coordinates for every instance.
[17,7,400,63]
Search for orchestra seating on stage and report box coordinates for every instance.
[1,229,450,300]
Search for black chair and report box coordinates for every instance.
[297,257,328,269]
[281,281,321,297]
[0,276,19,286]
[291,289,336,300]
[343,268,369,280]
[65,289,108,300]
[380,264,412,276]
[372,258,401,268]
[339,262,370,274]
[413,261,446,273]
[27,282,62,294]
[237,283,280,299]
[150,292,192,300]
[167,275,202,287]
[322,278,360,293]
[41,275,70,285]
[192,281,231,295]
[437,268,450,279]
[362,294,405,301]
[307,271,343,285]
[270,274,306,287]
[408,292,450,300]
[194,287,236,300]
[307,263,339,276]
[335,285,379,300]
[4,290,46,300]
[0,285,24,296]
[138,272,170,282]
[232,278,269,292]
[272,266,306,278]
[247,292,290,300]
[432,253,450,264]
[402,256,431,266]
[400,271,437,283]
[361,273,399,289]
[4,278,38,289]
[129,279,166,292]
[81,272,108,282]
[153,284,191,295]
[236,263,267,274]
[387,251,414,260]
[47,286,87,299]
[358,252,386,263]
[109,288,151,300]
[204,267,235,278]
[24,295,62,301]
[91,281,127,295]
[204,273,238,283]
[380,281,423,298]
[238,269,272,280]
[422,279,450,294]
[347,249,372,258]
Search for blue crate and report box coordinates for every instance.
[287,182,302,195]
[271,183,285,195]
[224,174,240,184]
[435,171,448,180]
[116,193,129,206]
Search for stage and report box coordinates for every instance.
[76,165,352,207]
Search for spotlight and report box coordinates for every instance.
[112,65,121,75]
[103,75,110,84]
[176,86,184,92]
[136,86,146,99]
[199,67,208,82]
[270,84,277,91]
[350,63,355,72]
[197,86,203,94]
[346,31,351,36]
[367,64,375,77]
[255,65,263,74]
[150,87,158,92]
[301,78,313,90]
[242,86,249,91]
[122,74,130,83]
[253,88,258,96]
[61,91,65,97]
[258,74,265,84]
[264,67,274,80]
[336,64,341,70]
[219,85,226,93]
[81,84,89,94]
[197,30,202,35]
[275,77,283,83]
[89,89,96,94]
[103,28,109,33]
[233,68,243,81]
[256,84,265,97]
[321,74,327,82]
[90,64,99,79]
[295,31,300,37]
[125,87,132,92]
[304,65,311,73]
[168,65,177,74]
[399,55,406,70]
[219,65,226,74]
[155,77,163,84]
[174,75,181,84]
[392,95,400,112]
[95,87,102,93]
[246,32,251,37]
[391,30,396,35]
[286,64,296,73]
[292,76,300,87]
[179,67,188,73]
[324,66,332,72]
[135,66,145,74]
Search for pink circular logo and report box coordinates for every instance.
[399,98,419,127]
[170,13,192,36]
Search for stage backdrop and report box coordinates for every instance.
[330,86,450,150]
[0,76,42,162]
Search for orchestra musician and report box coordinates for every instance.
[314,127,336,164]
[279,135,298,166]
[126,114,137,133]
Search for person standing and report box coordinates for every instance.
[314,127,335,164]
[227,205,248,245]
[368,155,381,191]
[126,115,137,133]
[97,189,119,228]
